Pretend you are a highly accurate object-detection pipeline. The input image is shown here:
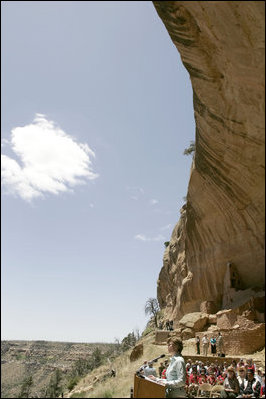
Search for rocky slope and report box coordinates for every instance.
[1,340,115,398]
[153,1,265,322]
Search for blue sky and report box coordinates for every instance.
[1,1,195,343]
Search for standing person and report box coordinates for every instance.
[217,332,225,356]
[148,338,186,397]
[210,336,217,356]
[169,320,174,331]
[221,366,240,398]
[195,336,200,355]
[166,320,170,331]
[202,335,209,357]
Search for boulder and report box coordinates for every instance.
[216,309,237,330]
[129,343,143,362]
[207,325,218,333]
[181,328,195,340]
[179,312,208,332]
[208,314,217,324]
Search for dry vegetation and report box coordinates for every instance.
[66,333,265,399]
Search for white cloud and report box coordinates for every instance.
[149,198,159,205]
[134,233,166,242]
[1,114,98,201]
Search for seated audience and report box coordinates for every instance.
[187,366,199,396]
[198,369,207,384]
[237,367,247,391]
[221,366,240,398]
[238,368,261,398]
[207,368,217,385]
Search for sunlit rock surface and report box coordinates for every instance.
[154,1,265,320]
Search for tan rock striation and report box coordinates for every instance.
[153,1,265,321]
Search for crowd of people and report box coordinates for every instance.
[142,357,265,398]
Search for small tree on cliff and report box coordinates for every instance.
[144,298,160,328]
[183,140,195,156]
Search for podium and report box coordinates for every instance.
[133,374,166,398]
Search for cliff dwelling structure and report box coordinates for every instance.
[153,1,265,354]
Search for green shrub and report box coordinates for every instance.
[183,141,195,156]
[141,326,154,337]
[67,376,80,391]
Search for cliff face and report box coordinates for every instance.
[153,1,265,321]
[1,340,115,398]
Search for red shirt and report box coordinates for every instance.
[189,374,199,384]
[207,375,216,385]
[198,376,207,384]
[216,375,225,385]
[161,369,167,379]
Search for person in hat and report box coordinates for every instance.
[221,366,240,398]
[239,368,261,398]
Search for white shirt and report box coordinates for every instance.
[202,337,209,345]
[165,354,186,389]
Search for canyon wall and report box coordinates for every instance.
[153,1,265,321]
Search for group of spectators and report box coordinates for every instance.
[196,332,225,357]
[143,357,265,398]
[159,320,174,331]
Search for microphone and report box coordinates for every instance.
[151,354,165,363]
[136,354,165,376]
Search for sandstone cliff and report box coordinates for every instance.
[153,1,265,321]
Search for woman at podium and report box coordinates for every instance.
[148,338,186,398]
